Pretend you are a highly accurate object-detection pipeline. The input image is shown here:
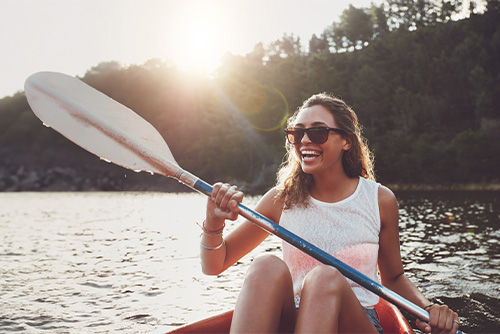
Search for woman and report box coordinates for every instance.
[199,93,460,333]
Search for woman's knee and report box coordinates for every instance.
[245,254,292,285]
[302,265,350,296]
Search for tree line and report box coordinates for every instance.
[1,0,499,192]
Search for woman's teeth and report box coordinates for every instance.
[301,150,322,161]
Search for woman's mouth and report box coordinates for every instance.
[300,149,322,162]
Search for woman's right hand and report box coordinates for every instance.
[416,304,460,334]
[206,182,244,224]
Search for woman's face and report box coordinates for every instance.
[292,105,351,176]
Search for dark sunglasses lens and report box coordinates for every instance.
[287,129,304,144]
[308,128,329,144]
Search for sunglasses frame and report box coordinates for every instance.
[284,126,346,145]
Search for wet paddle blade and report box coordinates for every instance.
[25,71,180,177]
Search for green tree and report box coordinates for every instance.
[267,33,302,61]
[330,5,373,50]
[370,4,390,37]
[385,0,463,30]
[308,33,330,54]
[469,65,496,119]
[452,130,500,180]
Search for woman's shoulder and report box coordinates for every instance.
[377,184,399,226]
[377,184,396,204]
[254,187,286,223]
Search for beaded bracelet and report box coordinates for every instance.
[197,220,225,236]
[200,239,225,251]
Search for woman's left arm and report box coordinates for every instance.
[377,185,460,334]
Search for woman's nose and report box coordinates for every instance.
[301,131,312,143]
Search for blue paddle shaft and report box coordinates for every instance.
[192,179,430,322]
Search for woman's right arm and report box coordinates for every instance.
[200,183,283,275]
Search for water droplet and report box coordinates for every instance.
[100,157,111,163]
[42,122,51,128]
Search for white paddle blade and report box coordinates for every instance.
[25,71,181,177]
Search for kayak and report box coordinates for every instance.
[168,298,415,333]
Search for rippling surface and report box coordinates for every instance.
[396,191,500,333]
[1,191,498,333]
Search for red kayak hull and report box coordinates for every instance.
[168,298,415,333]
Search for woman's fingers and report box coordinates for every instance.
[415,318,431,333]
[210,182,244,219]
[213,183,237,209]
[416,304,459,334]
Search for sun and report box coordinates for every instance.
[168,2,227,73]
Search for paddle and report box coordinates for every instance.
[25,71,429,322]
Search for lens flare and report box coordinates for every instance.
[245,85,289,132]
[233,81,289,132]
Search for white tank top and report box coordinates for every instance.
[280,177,381,308]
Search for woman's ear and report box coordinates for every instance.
[342,135,353,151]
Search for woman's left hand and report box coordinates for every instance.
[416,304,460,333]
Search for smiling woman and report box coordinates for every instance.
[168,2,227,72]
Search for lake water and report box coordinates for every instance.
[0,191,498,333]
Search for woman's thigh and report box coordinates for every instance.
[232,254,297,333]
[296,265,379,333]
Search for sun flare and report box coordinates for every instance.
[169,2,227,72]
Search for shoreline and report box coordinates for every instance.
[2,182,500,193]
[387,183,500,191]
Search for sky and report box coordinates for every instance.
[1,0,381,99]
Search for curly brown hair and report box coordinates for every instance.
[275,93,375,208]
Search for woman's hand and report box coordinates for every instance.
[416,304,460,334]
[206,182,244,222]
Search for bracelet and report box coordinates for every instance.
[197,220,225,236]
[424,304,435,310]
[200,240,225,251]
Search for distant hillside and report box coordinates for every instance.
[1,3,499,191]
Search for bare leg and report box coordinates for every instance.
[296,265,379,333]
[230,254,297,333]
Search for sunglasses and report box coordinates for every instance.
[284,126,346,145]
